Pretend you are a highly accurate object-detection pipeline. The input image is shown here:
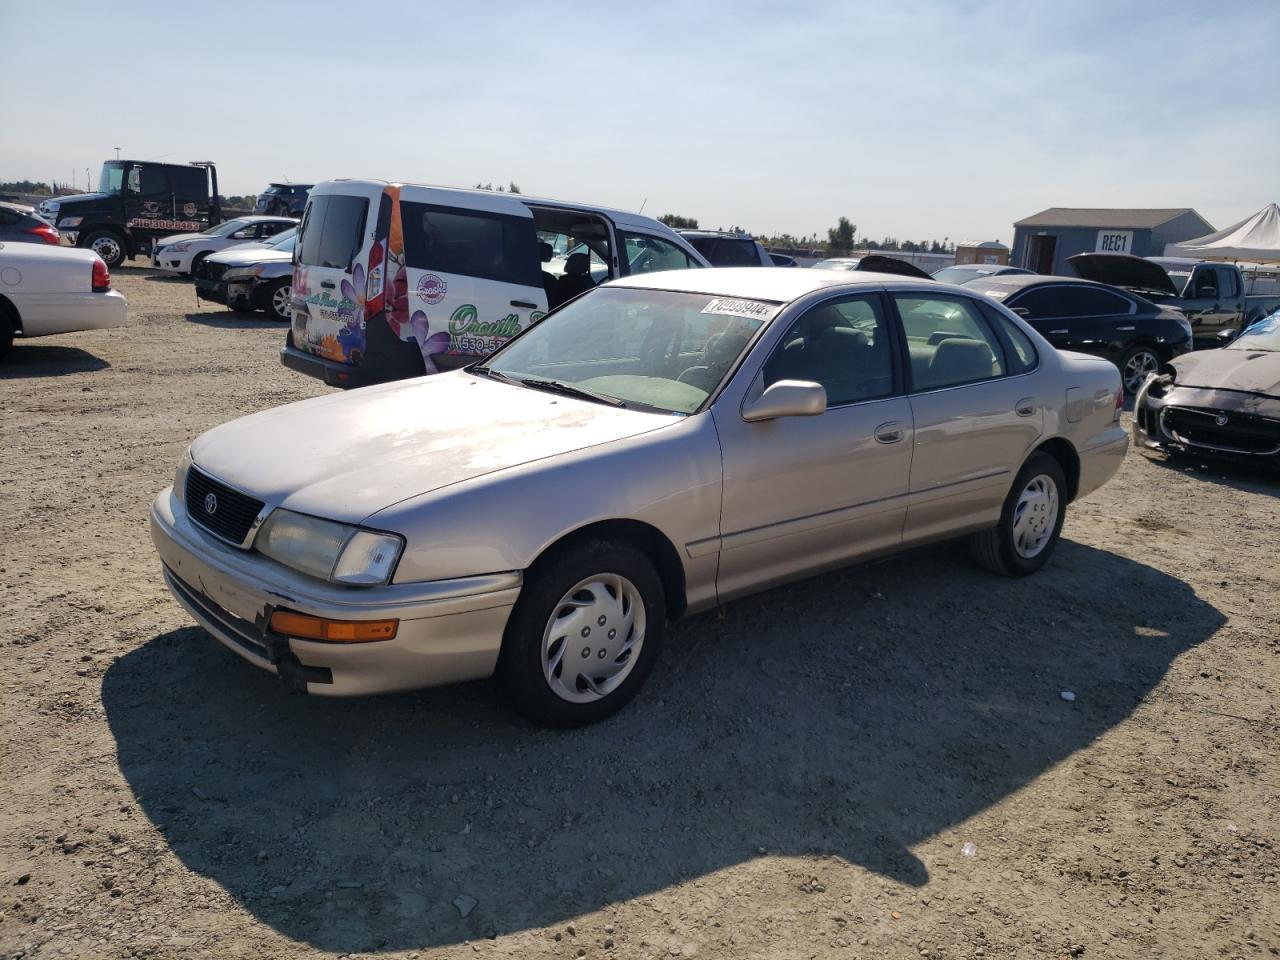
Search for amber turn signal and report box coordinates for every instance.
[269,610,399,643]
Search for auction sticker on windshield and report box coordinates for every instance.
[701,297,778,321]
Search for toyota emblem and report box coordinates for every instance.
[204,492,218,515]
[1214,413,1229,426]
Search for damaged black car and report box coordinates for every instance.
[1134,312,1280,467]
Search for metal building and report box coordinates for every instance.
[1011,208,1215,274]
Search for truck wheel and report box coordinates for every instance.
[262,280,292,321]
[82,231,126,269]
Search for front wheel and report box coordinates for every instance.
[82,230,126,269]
[970,451,1067,577]
[1119,345,1161,395]
[497,540,666,728]
[262,280,292,321]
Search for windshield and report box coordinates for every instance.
[1165,271,1191,295]
[1229,313,1280,352]
[98,163,126,195]
[478,287,777,414]
[932,266,992,284]
[202,218,250,237]
[813,259,858,270]
[266,228,297,248]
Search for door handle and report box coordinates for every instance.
[1116,325,1135,331]
[1015,398,1036,417]
[511,299,538,309]
[874,421,904,444]
[320,280,335,289]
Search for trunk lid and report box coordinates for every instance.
[1067,253,1180,298]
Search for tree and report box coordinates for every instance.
[659,214,698,229]
[827,216,856,252]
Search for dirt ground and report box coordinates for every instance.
[1,263,1277,960]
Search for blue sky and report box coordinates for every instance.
[2,0,1276,245]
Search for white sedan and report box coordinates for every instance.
[151,216,296,275]
[0,242,127,360]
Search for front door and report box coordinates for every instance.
[893,292,1043,543]
[713,293,914,601]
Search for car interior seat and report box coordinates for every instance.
[923,337,994,389]
[539,241,557,306]
[555,252,595,304]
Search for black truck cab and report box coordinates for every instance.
[38,160,222,267]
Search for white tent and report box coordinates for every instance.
[1165,202,1280,262]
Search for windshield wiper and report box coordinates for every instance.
[516,377,627,408]
[468,366,524,387]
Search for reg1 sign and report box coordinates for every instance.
[1096,230,1134,254]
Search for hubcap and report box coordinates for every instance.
[272,284,292,319]
[92,235,121,263]
[541,573,645,704]
[1011,474,1060,559]
[1123,350,1159,393]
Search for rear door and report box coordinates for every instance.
[291,182,381,367]
[397,186,545,371]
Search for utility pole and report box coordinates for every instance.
[114,147,121,160]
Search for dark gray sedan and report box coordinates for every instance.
[0,201,60,246]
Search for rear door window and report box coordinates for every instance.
[298,194,369,270]
[1058,286,1132,316]
[401,202,540,286]
[1217,267,1240,299]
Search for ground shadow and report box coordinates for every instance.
[103,541,1222,952]
[0,344,109,377]
[1146,449,1278,497]
[184,311,284,330]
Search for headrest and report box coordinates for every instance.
[538,241,553,263]
[566,252,590,275]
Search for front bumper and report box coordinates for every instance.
[150,487,519,695]
[151,249,194,273]
[1133,378,1280,464]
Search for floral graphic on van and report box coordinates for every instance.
[410,310,451,373]
[339,263,367,329]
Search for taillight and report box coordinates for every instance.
[26,224,60,245]
[91,258,111,292]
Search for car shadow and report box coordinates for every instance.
[102,540,1222,952]
[0,344,110,377]
[185,311,285,330]
[1145,450,1278,497]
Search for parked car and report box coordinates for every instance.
[0,242,126,360]
[768,252,798,267]
[254,183,313,217]
[812,257,862,270]
[38,159,223,267]
[932,263,1034,285]
[0,201,59,246]
[281,179,708,388]
[152,266,1126,726]
[1133,311,1280,467]
[151,216,296,276]
[965,275,1193,393]
[1068,253,1280,347]
[677,230,773,267]
[194,228,297,320]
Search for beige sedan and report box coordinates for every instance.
[150,267,1127,726]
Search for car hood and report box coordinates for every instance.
[189,372,682,524]
[45,192,110,208]
[1171,348,1280,397]
[156,232,208,248]
[207,245,290,266]
[1067,253,1180,297]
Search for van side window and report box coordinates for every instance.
[620,232,698,273]
[298,195,369,270]
[401,203,540,287]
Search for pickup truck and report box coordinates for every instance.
[1068,253,1280,348]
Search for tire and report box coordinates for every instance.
[970,451,1068,577]
[187,251,211,277]
[82,230,126,269]
[497,539,666,728]
[1119,345,1161,395]
[0,305,14,361]
[262,279,292,321]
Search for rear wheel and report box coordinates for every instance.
[1120,345,1161,395]
[497,539,666,727]
[970,451,1067,577]
[82,231,126,269]
[263,280,292,321]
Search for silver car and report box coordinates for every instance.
[151,268,1127,726]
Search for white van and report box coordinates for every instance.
[280,180,709,387]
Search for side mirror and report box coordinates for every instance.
[742,380,827,422]
[1217,328,1239,345]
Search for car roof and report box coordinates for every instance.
[0,200,36,214]
[232,215,298,223]
[611,266,943,303]
[678,230,757,240]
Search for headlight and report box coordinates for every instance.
[58,216,83,228]
[174,448,193,504]
[170,241,192,252]
[223,268,255,282]
[255,509,403,586]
